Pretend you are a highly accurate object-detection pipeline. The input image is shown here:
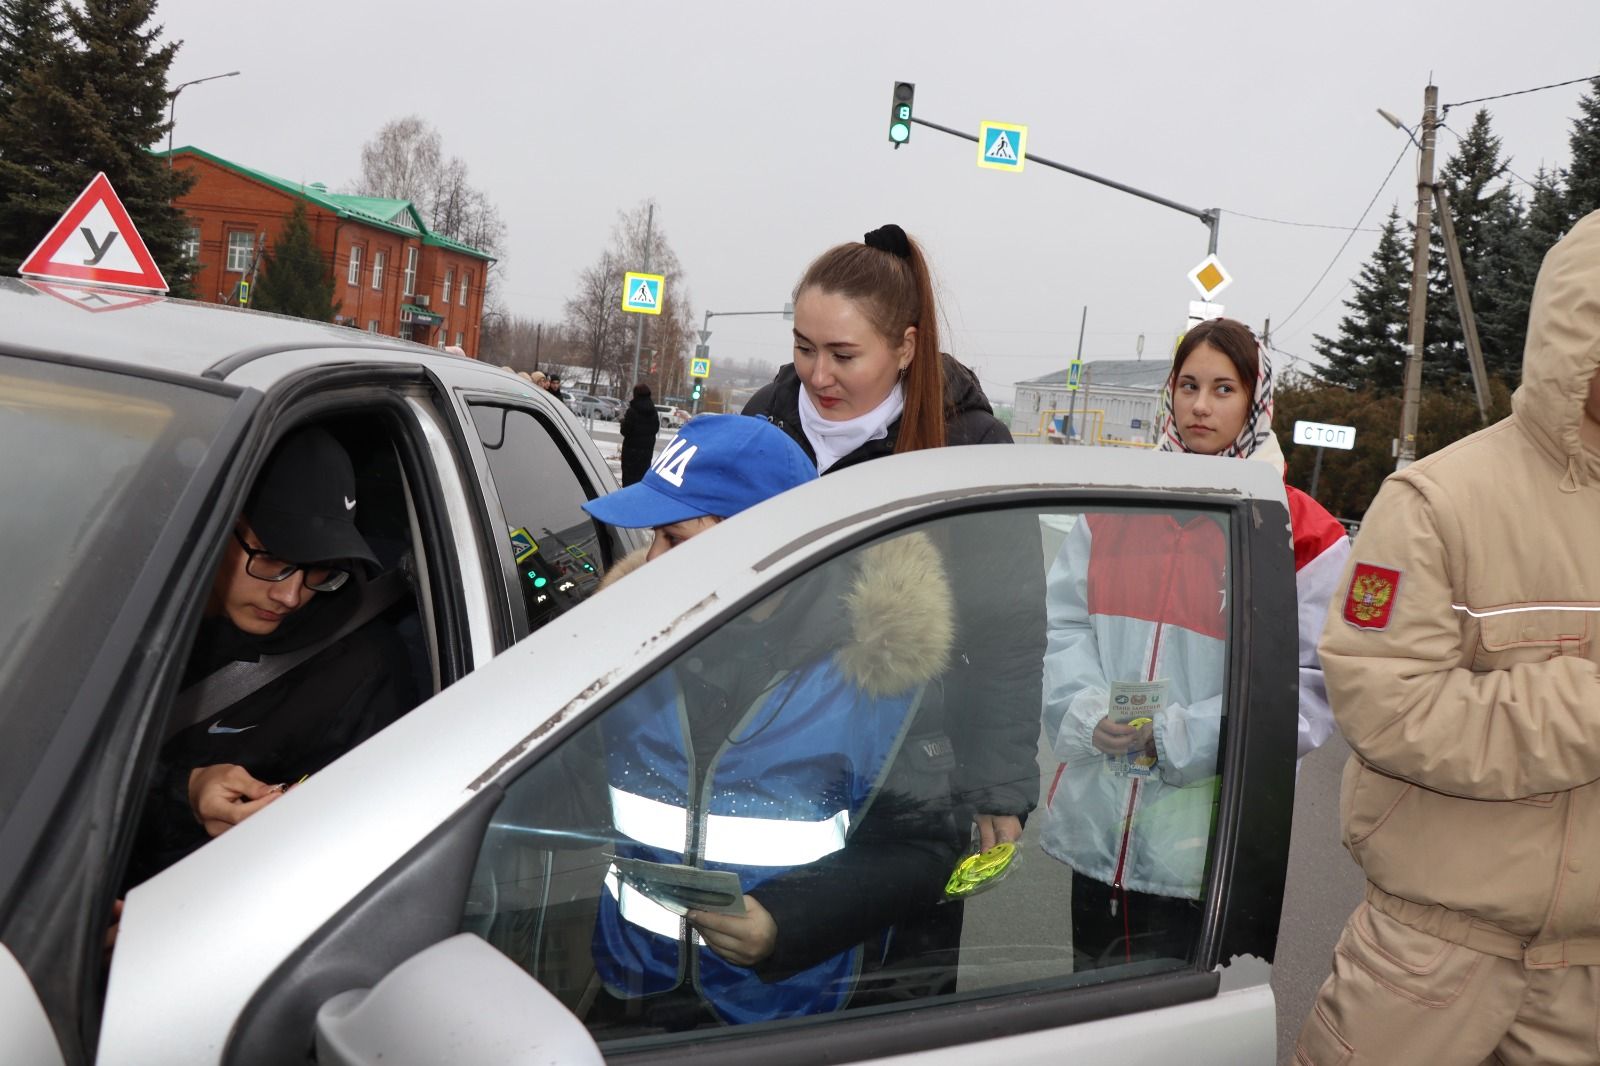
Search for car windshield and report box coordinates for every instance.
[0,354,234,820]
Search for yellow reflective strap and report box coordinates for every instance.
[943,841,1018,898]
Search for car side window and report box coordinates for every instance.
[459,502,1237,1051]
[468,403,606,634]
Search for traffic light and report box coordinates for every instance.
[691,380,703,402]
[888,82,915,145]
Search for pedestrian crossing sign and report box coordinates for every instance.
[977,121,1027,172]
[690,356,711,378]
[622,271,664,315]
[1067,359,1084,391]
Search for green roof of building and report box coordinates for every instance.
[160,145,496,263]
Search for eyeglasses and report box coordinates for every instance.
[233,529,350,592]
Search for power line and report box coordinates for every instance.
[1275,139,1412,332]
[1442,74,1600,114]
[1437,121,1537,189]
[1222,208,1382,234]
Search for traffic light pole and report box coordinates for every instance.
[629,203,654,389]
[694,306,793,414]
[908,116,1221,254]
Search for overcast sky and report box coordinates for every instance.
[158,0,1600,403]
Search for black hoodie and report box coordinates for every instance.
[124,588,417,888]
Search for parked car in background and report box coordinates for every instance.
[566,392,616,421]
[654,403,689,429]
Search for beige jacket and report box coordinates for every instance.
[1322,209,1600,967]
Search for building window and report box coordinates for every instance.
[181,225,201,262]
[456,331,464,347]
[372,250,385,290]
[367,319,379,333]
[225,231,254,273]
[347,245,362,286]
[443,268,453,304]
[459,272,469,306]
[403,246,418,296]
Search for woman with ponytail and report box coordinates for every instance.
[745,225,1044,1003]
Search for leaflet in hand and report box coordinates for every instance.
[608,855,747,916]
[1105,679,1169,778]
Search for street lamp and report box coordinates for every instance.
[167,71,240,167]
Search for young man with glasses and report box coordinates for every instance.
[123,427,417,887]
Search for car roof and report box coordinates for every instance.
[0,277,465,381]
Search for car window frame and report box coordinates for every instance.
[451,390,635,647]
[450,488,1298,1065]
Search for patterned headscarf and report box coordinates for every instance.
[1156,324,1285,473]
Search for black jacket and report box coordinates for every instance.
[124,590,417,888]
[619,395,660,484]
[744,354,1044,819]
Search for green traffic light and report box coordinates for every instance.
[527,572,548,588]
[890,122,910,143]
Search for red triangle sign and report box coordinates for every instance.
[18,172,169,293]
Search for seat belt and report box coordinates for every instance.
[165,569,412,741]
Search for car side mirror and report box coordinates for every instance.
[314,933,603,1066]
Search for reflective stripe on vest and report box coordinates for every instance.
[604,865,685,939]
[610,785,852,868]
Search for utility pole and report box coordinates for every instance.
[533,322,542,372]
[1396,84,1438,470]
[628,203,654,389]
[1433,186,1492,422]
[1065,306,1087,444]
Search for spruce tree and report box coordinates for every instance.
[251,202,338,322]
[1313,206,1411,392]
[1567,77,1600,223]
[0,0,194,291]
[1423,109,1525,389]
[0,0,63,106]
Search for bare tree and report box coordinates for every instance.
[564,200,697,397]
[353,116,505,261]
[355,116,442,203]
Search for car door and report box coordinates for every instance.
[99,445,1297,1066]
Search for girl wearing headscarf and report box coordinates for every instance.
[1038,317,1349,969]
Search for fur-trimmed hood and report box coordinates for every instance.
[597,533,954,698]
[835,531,953,697]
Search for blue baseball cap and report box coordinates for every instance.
[583,415,817,529]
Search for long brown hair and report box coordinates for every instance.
[795,230,945,452]
[1169,317,1260,403]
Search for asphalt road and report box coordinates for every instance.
[1272,731,1366,1062]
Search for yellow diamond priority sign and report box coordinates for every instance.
[1187,254,1233,301]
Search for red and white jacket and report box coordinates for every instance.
[1039,488,1349,898]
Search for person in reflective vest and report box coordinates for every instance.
[582,415,963,1025]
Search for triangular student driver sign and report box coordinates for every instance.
[19,172,169,293]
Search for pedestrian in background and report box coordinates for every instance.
[1040,318,1347,971]
[619,382,659,486]
[1295,211,1600,1066]
[744,223,1044,1000]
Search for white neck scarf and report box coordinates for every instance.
[798,382,905,473]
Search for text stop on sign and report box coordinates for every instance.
[1293,420,1356,450]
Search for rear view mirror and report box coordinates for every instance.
[314,933,602,1066]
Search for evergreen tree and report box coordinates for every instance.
[1499,165,1569,371]
[0,0,63,106]
[1423,109,1526,390]
[251,202,338,322]
[0,0,194,292]
[1567,77,1600,223]
[1313,206,1411,392]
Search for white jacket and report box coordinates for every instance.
[1040,489,1348,898]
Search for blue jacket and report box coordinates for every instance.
[593,532,960,1024]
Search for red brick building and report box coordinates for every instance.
[165,146,496,354]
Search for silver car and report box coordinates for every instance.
[3,278,1296,1065]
